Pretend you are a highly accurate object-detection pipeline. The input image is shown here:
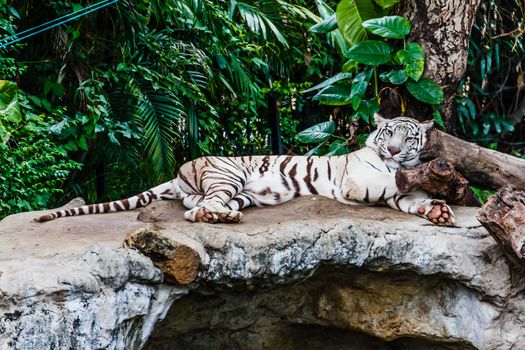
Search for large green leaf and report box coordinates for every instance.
[302,72,353,93]
[336,0,379,46]
[312,82,353,105]
[355,98,379,122]
[296,120,336,143]
[396,43,425,81]
[0,80,22,123]
[379,69,408,85]
[310,14,338,33]
[406,78,444,104]
[345,40,392,65]
[350,69,373,109]
[304,143,325,156]
[325,139,348,156]
[362,16,410,39]
[374,0,401,9]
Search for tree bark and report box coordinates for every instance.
[396,158,480,206]
[420,129,525,191]
[477,186,525,271]
[396,0,481,131]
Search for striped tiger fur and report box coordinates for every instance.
[35,114,455,225]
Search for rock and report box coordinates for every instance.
[1,196,524,350]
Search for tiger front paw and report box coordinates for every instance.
[418,200,455,226]
[184,206,243,223]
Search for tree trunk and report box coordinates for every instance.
[396,0,482,131]
[420,129,525,191]
[477,186,525,271]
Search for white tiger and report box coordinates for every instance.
[35,113,455,225]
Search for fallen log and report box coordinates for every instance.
[124,226,202,284]
[477,186,525,271]
[420,129,525,191]
[396,158,480,206]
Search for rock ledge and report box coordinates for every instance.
[1,197,523,350]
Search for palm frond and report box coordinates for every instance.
[133,84,185,180]
[230,0,289,47]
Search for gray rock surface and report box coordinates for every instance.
[1,196,524,349]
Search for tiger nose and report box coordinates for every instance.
[387,145,401,156]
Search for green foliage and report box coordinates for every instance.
[0,81,22,123]
[396,43,425,81]
[470,187,495,204]
[0,82,80,219]
[298,12,444,155]
[310,14,338,33]
[362,16,410,39]
[336,0,379,46]
[325,13,442,105]
[312,82,353,105]
[345,40,392,65]
[373,0,401,9]
[298,120,352,156]
[0,0,340,208]
[303,72,354,93]
[296,120,336,143]
[405,78,444,105]
[456,0,524,158]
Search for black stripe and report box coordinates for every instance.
[304,157,318,195]
[147,190,157,200]
[363,188,369,203]
[366,161,383,172]
[395,195,407,210]
[178,172,199,193]
[289,163,301,197]
[378,187,386,202]
[279,156,292,191]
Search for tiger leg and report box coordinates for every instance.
[182,170,246,224]
[340,171,400,204]
[386,191,455,226]
[225,192,255,211]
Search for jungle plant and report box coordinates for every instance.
[0,81,80,219]
[1,0,339,206]
[297,9,444,155]
[456,0,524,156]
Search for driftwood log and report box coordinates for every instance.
[124,227,201,285]
[477,186,525,271]
[395,158,480,206]
[395,128,525,205]
[420,129,525,191]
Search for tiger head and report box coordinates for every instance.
[366,113,433,169]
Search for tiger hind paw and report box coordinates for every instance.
[418,200,455,226]
[184,206,243,223]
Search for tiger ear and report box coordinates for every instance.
[420,120,434,130]
[373,113,386,126]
